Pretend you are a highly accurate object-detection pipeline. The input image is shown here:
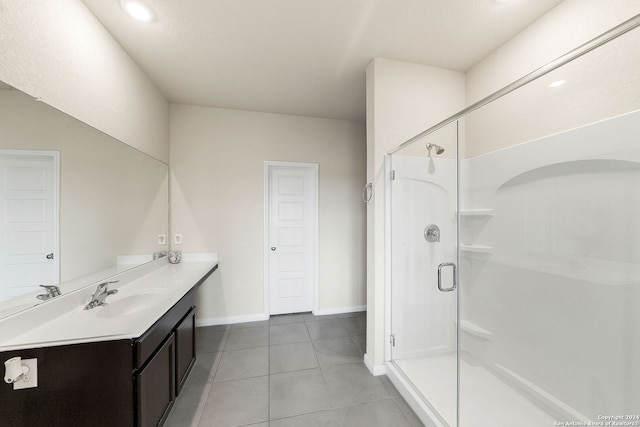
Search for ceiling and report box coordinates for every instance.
[81,0,564,122]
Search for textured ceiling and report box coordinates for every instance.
[81,0,564,121]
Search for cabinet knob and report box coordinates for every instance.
[271,247,276,251]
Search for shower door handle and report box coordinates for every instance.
[437,262,457,292]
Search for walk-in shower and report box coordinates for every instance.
[385,13,640,427]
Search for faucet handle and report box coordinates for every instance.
[101,280,119,286]
[39,285,61,297]
[85,281,119,310]
[96,280,119,290]
[92,280,119,300]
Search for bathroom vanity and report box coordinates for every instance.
[0,254,218,427]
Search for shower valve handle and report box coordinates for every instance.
[425,224,440,242]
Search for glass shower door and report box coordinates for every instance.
[389,123,459,426]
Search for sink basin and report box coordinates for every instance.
[96,288,170,318]
[74,288,170,319]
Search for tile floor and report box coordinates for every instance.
[165,311,424,427]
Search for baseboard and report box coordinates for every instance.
[196,313,269,327]
[197,305,366,327]
[315,305,366,316]
[364,353,386,376]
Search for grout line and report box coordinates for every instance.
[191,382,212,427]
[306,321,324,370]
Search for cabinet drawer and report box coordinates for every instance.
[135,289,195,369]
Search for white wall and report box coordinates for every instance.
[464,0,640,157]
[170,105,366,324]
[467,0,640,104]
[0,0,170,162]
[366,58,465,370]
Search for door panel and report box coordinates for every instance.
[267,164,317,315]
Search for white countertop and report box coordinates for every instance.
[0,256,152,319]
[0,253,218,351]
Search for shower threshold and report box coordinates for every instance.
[389,354,558,426]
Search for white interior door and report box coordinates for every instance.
[0,151,59,301]
[266,162,317,315]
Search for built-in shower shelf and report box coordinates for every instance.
[459,209,494,217]
[460,244,493,254]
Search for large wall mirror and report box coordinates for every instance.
[0,81,169,318]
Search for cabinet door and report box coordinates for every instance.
[175,308,196,395]
[137,334,175,427]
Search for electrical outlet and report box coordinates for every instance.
[174,234,183,245]
[157,234,166,245]
[13,358,37,390]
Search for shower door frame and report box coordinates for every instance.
[385,122,460,427]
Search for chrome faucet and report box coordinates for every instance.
[36,285,61,301]
[84,280,119,310]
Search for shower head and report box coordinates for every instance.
[426,143,445,156]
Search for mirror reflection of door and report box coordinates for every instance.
[0,150,59,301]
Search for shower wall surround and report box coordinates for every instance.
[458,110,640,421]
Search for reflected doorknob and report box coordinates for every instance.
[271,247,276,251]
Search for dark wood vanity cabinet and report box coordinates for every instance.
[1,264,217,427]
[0,288,198,427]
[0,340,135,427]
[134,289,196,427]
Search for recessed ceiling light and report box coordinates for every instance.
[120,0,155,22]
[549,80,566,88]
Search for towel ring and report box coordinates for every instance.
[362,182,373,203]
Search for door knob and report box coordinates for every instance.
[271,247,276,251]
